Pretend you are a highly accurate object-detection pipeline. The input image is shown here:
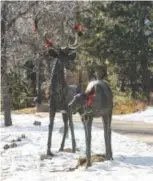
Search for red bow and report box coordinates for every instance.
[76,24,83,31]
[45,39,52,48]
[72,24,83,32]
[32,25,36,32]
[85,93,96,108]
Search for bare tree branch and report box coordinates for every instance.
[6,1,38,32]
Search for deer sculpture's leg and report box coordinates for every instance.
[47,106,56,156]
[68,110,76,153]
[82,118,89,166]
[102,113,113,160]
[108,110,113,159]
[59,113,68,151]
[84,116,93,168]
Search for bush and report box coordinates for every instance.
[7,69,34,110]
[113,91,147,114]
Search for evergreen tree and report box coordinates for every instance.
[81,1,153,98]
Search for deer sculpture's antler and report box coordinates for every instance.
[33,11,78,51]
[33,12,54,49]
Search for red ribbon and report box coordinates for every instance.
[76,24,83,31]
[32,25,36,32]
[45,39,52,48]
[72,24,83,32]
[85,93,96,108]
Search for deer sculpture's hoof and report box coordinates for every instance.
[77,157,91,169]
[85,158,92,169]
[58,148,63,152]
[72,148,76,153]
[47,151,54,157]
[40,152,54,161]
[105,154,113,161]
[85,161,91,169]
[105,157,113,161]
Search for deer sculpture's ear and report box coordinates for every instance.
[68,50,76,61]
[81,93,87,100]
[76,85,82,94]
[48,49,58,58]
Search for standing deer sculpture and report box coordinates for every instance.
[68,80,113,168]
[33,13,80,156]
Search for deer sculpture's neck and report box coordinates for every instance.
[50,58,68,106]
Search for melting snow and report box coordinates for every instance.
[113,106,153,123]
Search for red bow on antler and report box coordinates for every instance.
[32,25,36,32]
[72,24,88,36]
[45,39,52,48]
[73,24,83,32]
[76,24,83,31]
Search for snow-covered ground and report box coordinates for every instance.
[113,106,153,123]
[0,114,153,181]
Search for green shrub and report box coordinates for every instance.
[7,69,34,110]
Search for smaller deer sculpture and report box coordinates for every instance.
[69,80,113,168]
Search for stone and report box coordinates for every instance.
[3,144,10,150]
[10,143,17,148]
[21,134,26,139]
[33,121,41,126]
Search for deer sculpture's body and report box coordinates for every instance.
[34,83,81,141]
[69,80,113,168]
[58,84,81,136]
[33,73,80,153]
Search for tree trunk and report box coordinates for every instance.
[1,72,12,126]
[139,6,149,97]
[120,78,126,92]
[1,2,12,126]
[95,64,107,80]
[87,66,95,81]
[36,58,42,105]
[130,58,137,98]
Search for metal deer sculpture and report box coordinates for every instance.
[69,80,113,168]
[33,13,79,156]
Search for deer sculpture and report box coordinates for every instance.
[33,13,80,156]
[68,80,113,168]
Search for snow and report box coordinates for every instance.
[0,113,153,181]
[113,106,153,123]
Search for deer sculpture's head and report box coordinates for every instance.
[33,11,79,71]
[68,93,86,114]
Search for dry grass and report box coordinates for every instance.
[113,100,147,115]
[13,107,36,114]
[77,154,105,167]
